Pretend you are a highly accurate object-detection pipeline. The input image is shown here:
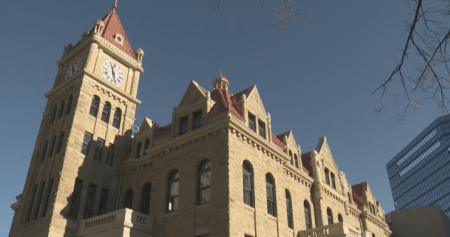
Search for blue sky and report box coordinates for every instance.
[0,0,442,234]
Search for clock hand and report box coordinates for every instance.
[110,62,116,80]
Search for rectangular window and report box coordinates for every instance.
[266,183,275,216]
[243,170,252,206]
[81,132,92,156]
[94,138,104,161]
[41,140,49,162]
[106,144,115,166]
[179,116,188,135]
[192,110,202,130]
[41,178,54,217]
[48,136,57,158]
[98,188,109,215]
[83,183,97,219]
[56,132,64,154]
[25,185,38,222]
[33,181,46,220]
[68,179,83,219]
[58,101,65,119]
[258,120,266,139]
[66,96,73,115]
[248,113,256,132]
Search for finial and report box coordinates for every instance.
[219,68,222,77]
[113,0,118,11]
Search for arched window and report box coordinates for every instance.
[58,101,65,119]
[285,190,293,228]
[143,138,150,155]
[327,208,333,225]
[294,154,299,168]
[266,173,276,216]
[372,234,376,237]
[325,168,330,185]
[243,161,254,207]
[338,213,343,222]
[89,96,100,117]
[135,142,142,159]
[101,102,111,123]
[289,150,293,165]
[166,170,179,213]
[331,173,336,189]
[140,183,151,215]
[304,200,312,229]
[197,160,211,205]
[112,108,122,129]
[123,189,133,209]
[66,96,73,115]
[348,193,352,204]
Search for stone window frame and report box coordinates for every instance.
[285,189,293,229]
[243,161,254,207]
[197,160,211,205]
[112,108,122,129]
[266,173,277,217]
[101,102,111,123]
[89,96,100,117]
[166,170,180,213]
[123,189,133,209]
[140,183,151,215]
[304,200,312,229]
[327,207,334,225]
[114,33,124,45]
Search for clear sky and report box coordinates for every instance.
[0,0,442,234]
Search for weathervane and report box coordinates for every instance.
[220,68,223,77]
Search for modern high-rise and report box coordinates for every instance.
[386,115,450,217]
[9,4,393,237]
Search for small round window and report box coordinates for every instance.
[117,36,122,42]
[114,34,124,45]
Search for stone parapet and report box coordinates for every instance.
[298,222,361,237]
[76,208,153,237]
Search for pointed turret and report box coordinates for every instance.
[92,4,136,58]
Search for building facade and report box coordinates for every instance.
[9,4,392,237]
[386,115,450,217]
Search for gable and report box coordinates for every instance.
[177,81,207,110]
[285,131,299,150]
[246,85,267,116]
[315,137,339,171]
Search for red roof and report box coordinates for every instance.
[208,89,245,121]
[351,183,369,208]
[351,182,364,197]
[231,88,248,103]
[301,152,313,177]
[92,7,136,58]
[272,133,286,149]
[276,134,285,143]
[153,123,172,140]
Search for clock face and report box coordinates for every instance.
[102,60,124,86]
[65,58,82,80]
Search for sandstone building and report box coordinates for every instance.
[8,4,392,237]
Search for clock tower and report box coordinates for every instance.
[9,4,144,237]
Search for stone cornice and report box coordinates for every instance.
[85,70,141,105]
[361,211,389,229]
[59,35,143,73]
[117,118,229,174]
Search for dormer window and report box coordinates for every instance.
[114,34,124,45]
[248,113,256,132]
[192,110,202,130]
[258,120,266,139]
[179,116,188,135]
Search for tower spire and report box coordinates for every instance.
[113,0,118,11]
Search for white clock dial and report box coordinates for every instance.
[102,60,124,86]
[65,58,82,80]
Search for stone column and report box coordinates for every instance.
[85,43,99,72]
[130,70,141,97]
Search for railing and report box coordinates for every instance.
[77,208,153,235]
[298,222,361,237]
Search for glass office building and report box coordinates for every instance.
[386,115,450,217]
